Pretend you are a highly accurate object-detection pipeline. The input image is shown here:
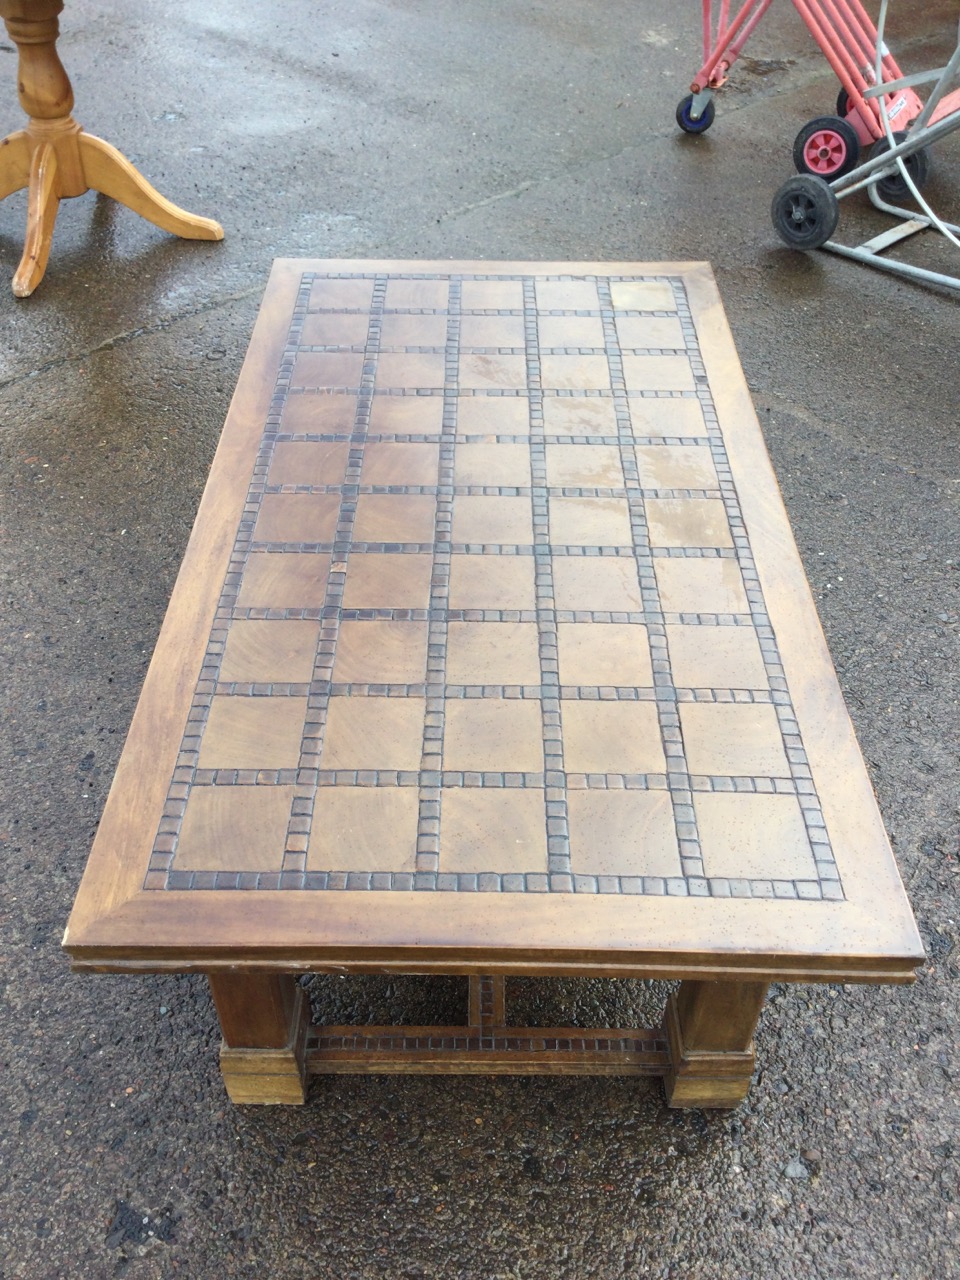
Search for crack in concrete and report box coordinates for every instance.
[438,180,538,222]
[0,286,264,392]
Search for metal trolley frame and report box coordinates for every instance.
[678,1,960,290]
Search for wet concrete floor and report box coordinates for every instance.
[1,1,958,1276]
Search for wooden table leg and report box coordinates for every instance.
[662,979,770,1109]
[0,0,222,297]
[209,974,310,1105]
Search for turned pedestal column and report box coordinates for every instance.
[0,0,222,296]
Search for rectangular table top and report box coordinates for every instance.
[64,260,923,983]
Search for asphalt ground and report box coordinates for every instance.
[1,2,958,1277]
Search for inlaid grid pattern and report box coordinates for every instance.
[145,270,842,901]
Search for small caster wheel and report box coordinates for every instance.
[869,132,932,200]
[771,174,840,250]
[676,93,715,134]
[793,115,861,179]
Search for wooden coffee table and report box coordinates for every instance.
[64,259,923,1108]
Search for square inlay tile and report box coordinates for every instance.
[268,441,352,489]
[542,398,619,437]
[219,620,320,684]
[538,315,605,348]
[301,312,370,346]
[540,355,610,390]
[634,445,718,491]
[353,495,437,542]
[456,397,531,435]
[442,699,544,772]
[446,622,541,685]
[440,790,547,874]
[615,315,686,350]
[557,622,653,687]
[552,557,643,611]
[628,398,706,437]
[568,791,680,877]
[309,277,374,309]
[384,278,449,309]
[341,554,434,608]
[460,279,524,310]
[447,555,537,610]
[173,785,295,871]
[280,394,358,434]
[375,353,445,389]
[198,697,308,770]
[292,351,365,389]
[452,496,533,545]
[307,788,419,872]
[368,395,445,435]
[667,624,769,690]
[237,553,331,608]
[622,355,695,392]
[561,701,665,774]
[380,313,449,347]
[654,557,749,615]
[360,443,440,487]
[459,354,528,390]
[332,621,428,685]
[322,698,426,771]
[254,493,341,545]
[459,314,526,348]
[545,444,625,488]
[680,703,789,777]
[454,444,531,487]
[609,280,676,310]
[535,279,600,310]
[646,498,733,548]
[549,496,632,547]
[695,793,818,880]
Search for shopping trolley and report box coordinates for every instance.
[678,1,960,289]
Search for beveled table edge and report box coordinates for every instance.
[63,889,922,982]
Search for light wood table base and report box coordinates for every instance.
[0,0,222,297]
[208,974,765,1108]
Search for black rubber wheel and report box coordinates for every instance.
[771,175,840,250]
[793,115,861,179]
[836,88,850,118]
[869,132,932,199]
[676,94,716,134]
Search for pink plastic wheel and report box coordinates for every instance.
[803,129,847,174]
[793,116,861,180]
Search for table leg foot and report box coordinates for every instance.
[662,979,769,1109]
[12,138,62,298]
[79,132,223,243]
[209,974,310,1105]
